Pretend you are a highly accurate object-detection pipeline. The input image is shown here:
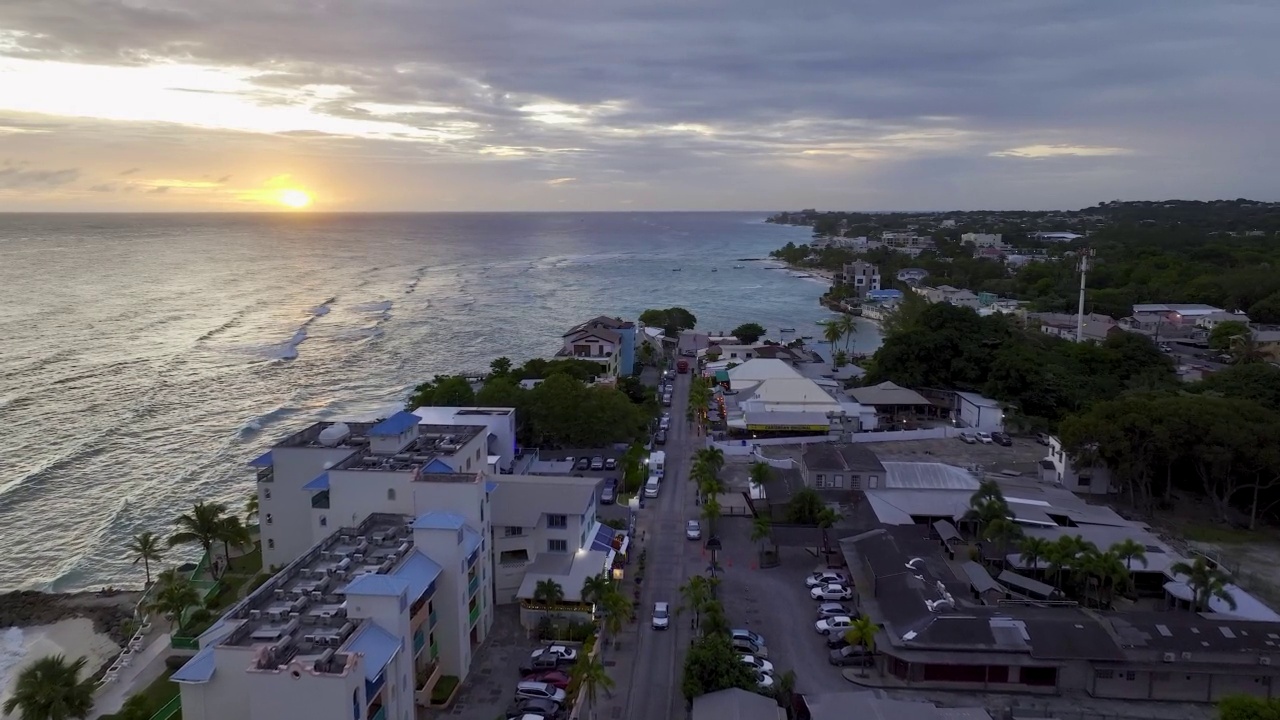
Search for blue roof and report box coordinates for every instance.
[462,526,482,557]
[171,646,216,683]
[589,524,620,553]
[392,550,442,599]
[302,471,330,491]
[411,511,467,531]
[344,573,409,598]
[485,480,499,494]
[424,458,453,473]
[369,411,421,437]
[345,622,401,683]
[248,450,273,468]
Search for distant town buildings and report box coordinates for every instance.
[895,268,929,285]
[834,261,881,299]
[913,285,980,309]
[961,232,1003,248]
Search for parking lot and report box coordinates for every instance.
[858,435,1049,475]
[714,516,850,694]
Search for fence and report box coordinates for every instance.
[148,695,181,720]
[846,426,958,443]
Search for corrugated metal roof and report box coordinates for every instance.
[391,550,442,600]
[302,472,329,491]
[883,463,979,490]
[248,450,273,468]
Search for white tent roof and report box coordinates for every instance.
[727,358,803,382]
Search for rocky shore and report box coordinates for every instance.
[0,590,143,646]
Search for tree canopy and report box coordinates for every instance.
[731,322,766,343]
[639,307,697,336]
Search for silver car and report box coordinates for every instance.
[686,520,702,540]
[816,602,852,619]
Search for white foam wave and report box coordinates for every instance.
[740,285,763,290]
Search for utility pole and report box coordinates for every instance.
[1076,249,1096,343]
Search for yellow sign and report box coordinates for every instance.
[746,424,830,432]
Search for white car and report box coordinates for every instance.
[976,432,994,444]
[958,432,976,444]
[739,654,774,675]
[756,672,774,690]
[815,616,854,635]
[529,645,577,663]
[652,602,670,630]
[810,584,854,601]
[514,681,567,704]
[805,571,848,588]
[816,602,852,619]
[686,520,702,540]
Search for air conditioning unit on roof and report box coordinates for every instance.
[1162,652,1176,662]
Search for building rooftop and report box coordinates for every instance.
[1133,303,1224,315]
[692,687,782,720]
[883,462,978,490]
[1107,612,1280,653]
[727,357,804,382]
[803,444,885,473]
[490,474,601,528]
[273,421,380,450]
[847,381,932,406]
[517,549,611,602]
[369,410,422,437]
[345,621,401,682]
[331,424,486,474]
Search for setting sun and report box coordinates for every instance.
[279,189,312,209]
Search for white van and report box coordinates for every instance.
[644,475,661,498]
[650,451,666,479]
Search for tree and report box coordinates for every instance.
[837,314,858,353]
[569,654,615,719]
[681,633,757,703]
[149,576,202,628]
[215,516,253,571]
[821,320,843,366]
[750,516,772,560]
[694,447,726,477]
[731,323,767,344]
[785,487,824,525]
[1219,695,1280,720]
[532,579,565,607]
[639,307,698,336]
[1109,539,1149,571]
[598,588,633,645]
[1169,556,1236,612]
[169,501,229,575]
[842,616,878,677]
[981,517,1023,569]
[522,374,647,448]
[1209,321,1251,352]
[1016,536,1052,574]
[701,496,722,535]
[678,576,713,628]
[128,531,164,587]
[1194,363,1280,412]
[1249,291,1280,325]
[489,356,513,376]
[816,507,842,559]
[244,492,259,524]
[1,655,95,720]
[580,574,612,606]
[406,375,476,408]
[748,462,772,492]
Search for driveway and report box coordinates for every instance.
[434,606,530,720]
[714,516,849,694]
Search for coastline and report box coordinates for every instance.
[0,590,141,647]
[0,618,122,716]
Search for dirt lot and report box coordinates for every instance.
[858,436,1048,476]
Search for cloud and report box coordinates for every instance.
[147,185,170,194]
[545,177,575,186]
[118,167,140,175]
[0,164,79,189]
[88,183,116,191]
[991,145,1133,159]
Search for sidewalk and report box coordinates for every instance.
[88,630,174,719]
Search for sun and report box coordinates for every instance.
[278,189,312,209]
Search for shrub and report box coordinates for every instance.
[431,675,460,704]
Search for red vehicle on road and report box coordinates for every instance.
[676,359,689,373]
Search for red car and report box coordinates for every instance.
[521,669,571,689]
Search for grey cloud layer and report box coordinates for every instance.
[1,0,1278,208]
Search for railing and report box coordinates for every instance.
[148,695,181,720]
[369,706,386,720]
[413,629,426,654]
[171,635,199,651]
[428,610,438,627]
[467,574,480,596]
[468,605,480,626]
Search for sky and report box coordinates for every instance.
[0,1,1277,212]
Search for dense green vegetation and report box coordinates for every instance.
[409,356,653,449]
[639,306,697,335]
[1220,696,1280,720]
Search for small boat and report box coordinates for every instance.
[780,327,796,333]
[801,335,813,340]
[711,268,718,273]
[732,265,745,269]
[672,268,681,272]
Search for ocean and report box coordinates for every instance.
[0,212,880,592]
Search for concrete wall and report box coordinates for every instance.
[262,445,358,568]
[847,427,959,443]
[245,663,364,720]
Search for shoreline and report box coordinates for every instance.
[0,590,142,647]
[0,618,122,716]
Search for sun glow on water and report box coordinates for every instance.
[279,189,313,209]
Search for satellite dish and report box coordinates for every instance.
[318,422,350,447]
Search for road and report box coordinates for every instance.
[626,363,703,720]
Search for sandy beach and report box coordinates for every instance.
[0,619,120,717]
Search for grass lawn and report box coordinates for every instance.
[226,544,262,575]
[1182,523,1280,545]
[101,669,180,720]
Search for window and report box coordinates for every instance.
[387,488,396,501]
[319,515,327,527]
[267,539,275,550]
[1124,671,1137,681]
[547,514,567,528]
[263,488,271,499]
[476,448,482,461]
[265,513,273,525]
[1095,669,1114,680]
[815,473,826,488]
[499,549,529,565]
[833,474,844,488]
[868,474,879,489]
[505,526,524,537]
[548,539,568,553]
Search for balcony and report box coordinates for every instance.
[369,706,386,720]
[430,640,439,657]
[429,610,438,628]
[467,574,480,597]
[413,629,426,655]
[413,659,442,707]
[468,604,480,626]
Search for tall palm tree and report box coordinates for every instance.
[981,517,1023,569]
[2,654,95,720]
[215,516,254,573]
[821,320,843,366]
[569,654,615,720]
[128,531,164,587]
[598,589,633,648]
[837,314,858,354]
[699,601,730,637]
[698,473,727,502]
[1109,539,1149,571]
[678,576,712,628]
[1016,536,1052,575]
[694,447,725,477]
[532,579,565,607]
[580,574,612,607]
[750,515,772,561]
[701,496,722,535]
[149,577,202,629]
[816,506,842,560]
[842,616,878,678]
[1086,550,1132,608]
[748,462,772,490]
[168,501,230,575]
[244,492,259,524]
[1169,556,1237,612]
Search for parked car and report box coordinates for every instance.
[826,633,851,649]
[520,670,570,689]
[655,430,667,445]
[662,393,673,407]
[686,520,702,540]
[1036,432,1051,446]
[816,602,852,619]
[519,650,563,675]
[810,584,854,601]
[529,645,578,663]
[731,629,766,647]
[659,416,671,431]
[731,637,768,658]
[506,697,562,720]
[652,601,670,630]
[604,458,617,470]
[992,432,1013,447]
[600,484,616,505]
[975,431,994,444]
[805,571,848,588]
[739,654,774,675]
[829,645,875,667]
[958,432,977,444]
[575,457,591,471]
[590,456,604,471]
[755,672,774,690]
[815,616,855,635]
[515,681,567,704]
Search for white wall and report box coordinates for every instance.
[848,427,959,443]
[178,646,258,720]
[261,446,357,568]
[1048,436,1114,495]
[244,662,365,720]
[957,397,1004,432]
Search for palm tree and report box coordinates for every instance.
[837,314,857,354]
[842,616,878,677]
[678,576,712,628]
[244,492,259,524]
[168,501,230,576]
[750,515,772,561]
[2,654,95,720]
[772,670,796,713]
[128,531,164,587]
[569,654,615,720]
[1016,536,1052,575]
[149,576,202,629]
[816,506,842,560]
[598,589,633,650]
[1109,538,1149,571]
[532,579,565,607]
[698,473,727,503]
[215,516,253,573]
[981,517,1023,569]
[1169,556,1237,612]
[580,574,613,607]
[748,462,772,491]
[822,320,843,366]
[694,447,725,477]
[699,601,730,637]
[701,496,722,535]
[1085,550,1132,608]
